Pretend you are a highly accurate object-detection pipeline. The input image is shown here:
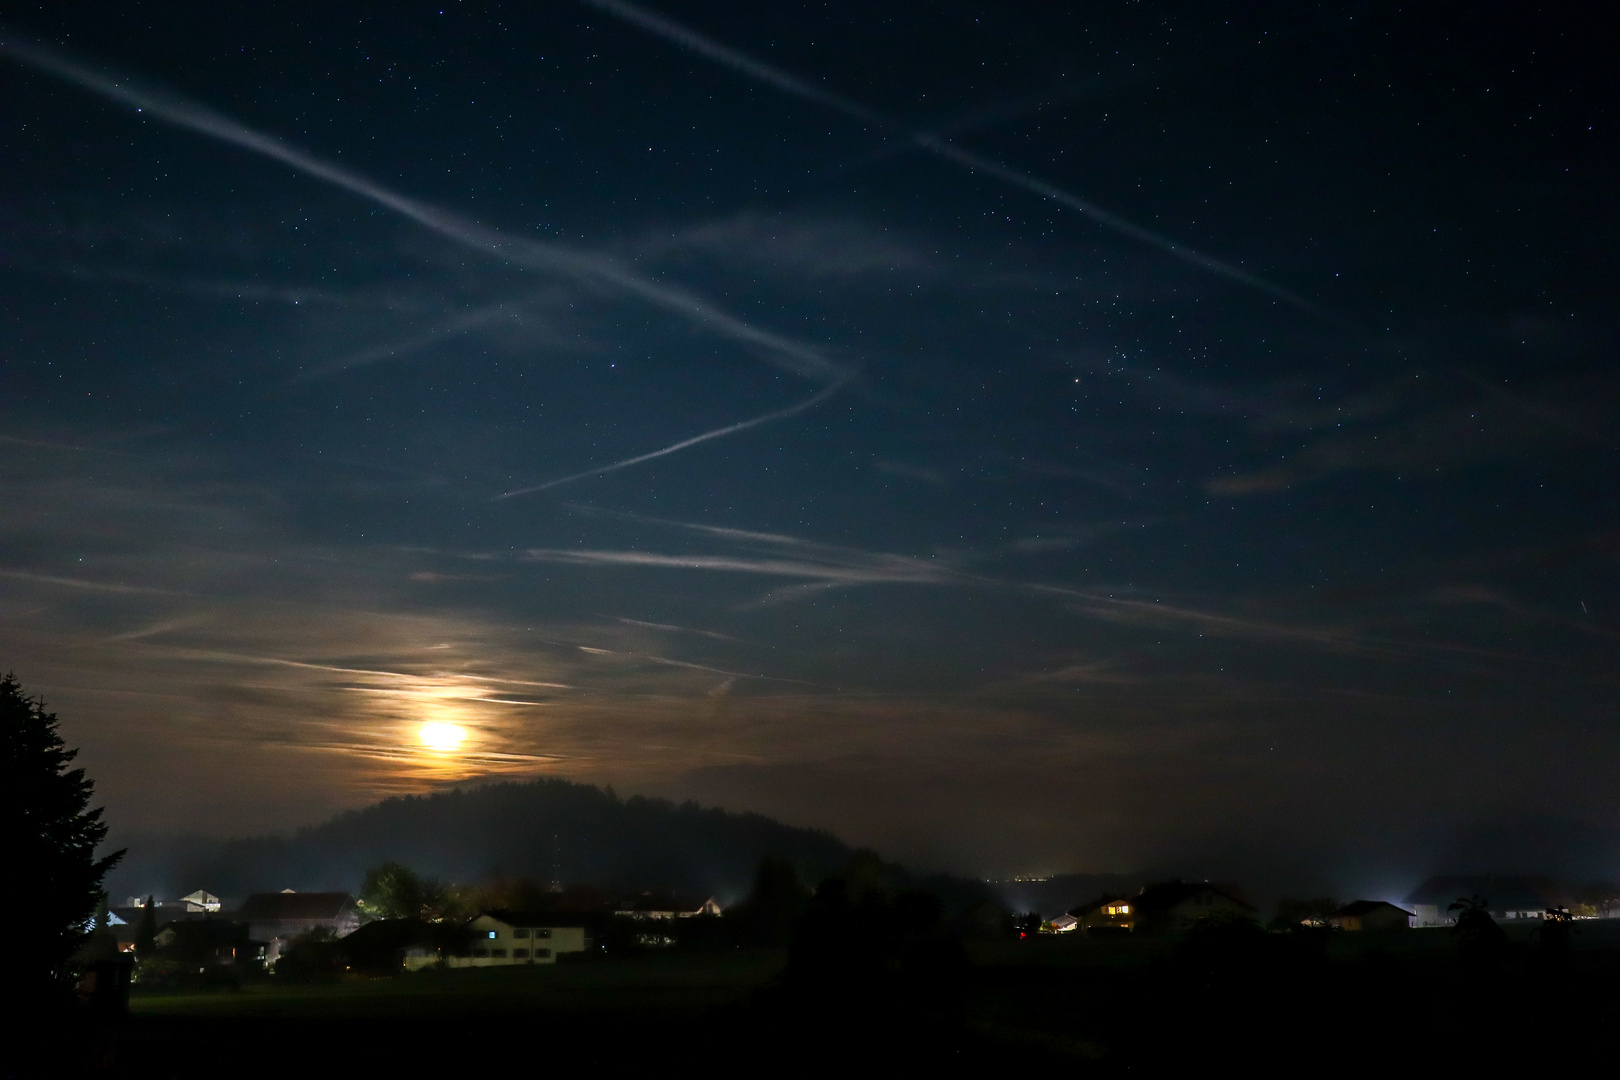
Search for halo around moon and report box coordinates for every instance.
[418,721,467,752]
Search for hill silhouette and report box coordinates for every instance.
[110,779,857,902]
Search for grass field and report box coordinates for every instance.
[39,927,1620,1076]
[130,948,787,1019]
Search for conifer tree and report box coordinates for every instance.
[1,672,123,996]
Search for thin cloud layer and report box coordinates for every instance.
[2,5,1613,883]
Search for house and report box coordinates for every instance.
[1129,881,1256,934]
[121,896,215,917]
[1403,876,1568,927]
[1068,883,1253,935]
[339,918,460,974]
[179,890,222,913]
[103,911,141,954]
[151,918,265,966]
[111,902,211,930]
[451,910,590,967]
[1068,894,1137,934]
[613,892,724,919]
[1330,900,1413,931]
[1045,913,1079,933]
[236,891,360,944]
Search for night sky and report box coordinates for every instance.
[2,2,1615,894]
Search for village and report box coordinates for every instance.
[83,870,1618,985]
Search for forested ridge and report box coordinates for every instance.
[111,779,856,900]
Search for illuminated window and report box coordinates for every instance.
[486,930,498,939]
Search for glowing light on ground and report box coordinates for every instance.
[418,721,467,752]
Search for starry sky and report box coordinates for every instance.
[2,1,1615,892]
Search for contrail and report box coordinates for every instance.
[496,378,845,499]
[0,35,844,382]
[292,301,528,382]
[578,0,1325,314]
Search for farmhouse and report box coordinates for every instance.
[1067,895,1136,934]
[1130,881,1255,934]
[1067,881,1255,935]
[1330,900,1413,931]
[237,891,360,944]
[452,910,590,967]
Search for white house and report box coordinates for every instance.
[450,911,590,967]
[1404,876,1567,927]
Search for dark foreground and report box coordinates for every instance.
[27,926,1620,1077]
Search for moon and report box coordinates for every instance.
[418,721,467,752]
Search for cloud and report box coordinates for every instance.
[293,300,543,381]
[1207,372,1620,494]
[640,212,934,280]
[577,0,1329,314]
[1002,454,1152,498]
[873,459,949,488]
[0,570,183,596]
[608,616,750,645]
[516,546,956,587]
[496,378,848,498]
[0,36,846,384]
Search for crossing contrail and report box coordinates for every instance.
[0,35,846,382]
[578,0,1326,314]
[496,377,846,499]
[293,301,529,382]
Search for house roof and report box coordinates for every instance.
[614,892,716,913]
[155,918,250,945]
[1133,880,1256,914]
[1067,894,1131,918]
[1335,900,1414,918]
[236,892,356,921]
[1403,876,1566,910]
[341,918,444,950]
[112,905,211,925]
[474,909,595,928]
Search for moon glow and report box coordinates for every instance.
[418,722,467,752]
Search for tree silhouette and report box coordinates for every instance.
[1271,896,1339,930]
[727,855,810,946]
[1448,895,1507,966]
[359,861,451,921]
[2,672,123,1001]
[134,895,158,955]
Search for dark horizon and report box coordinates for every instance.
[3,2,1616,894]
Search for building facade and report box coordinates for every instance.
[451,911,590,967]
[237,891,360,945]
